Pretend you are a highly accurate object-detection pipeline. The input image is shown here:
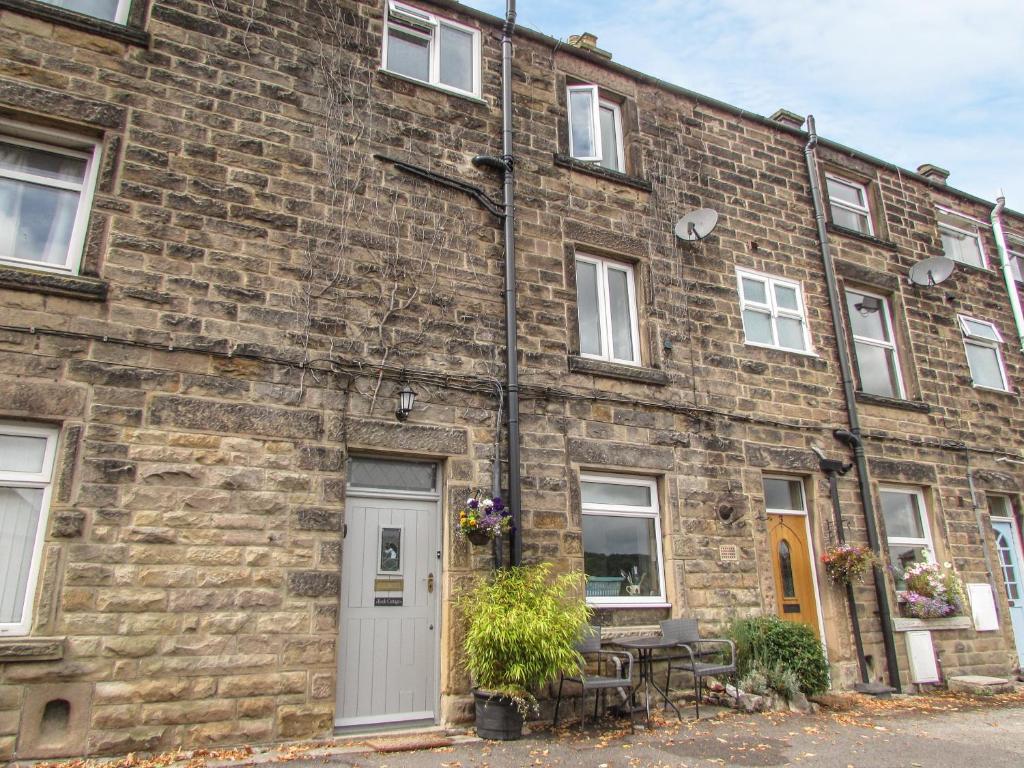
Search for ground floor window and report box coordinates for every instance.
[879,486,935,590]
[581,473,664,605]
[0,422,59,636]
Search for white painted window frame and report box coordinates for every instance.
[580,473,666,608]
[736,267,815,354]
[0,422,60,636]
[382,0,481,99]
[826,174,874,236]
[958,314,1010,392]
[1007,241,1024,283]
[566,85,625,172]
[879,485,936,588]
[938,213,988,269]
[0,120,102,275]
[576,252,642,366]
[845,287,906,398]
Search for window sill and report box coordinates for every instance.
[553,154,653,193]
[891,616,972,632]
[826,223,898,251]
[568,355,669,386]
[0,636,65,661]
[0,265,108,301]
[587,602,672,610]
[971,383,1014,396]
[0,0,149,46]
[376,68,488,106]
[742,341,819,359]
[855,391,931,413]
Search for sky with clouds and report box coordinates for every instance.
[462,0,1024,207]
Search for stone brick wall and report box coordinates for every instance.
[1,0,1023,759]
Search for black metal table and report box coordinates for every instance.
[613,635,684,721]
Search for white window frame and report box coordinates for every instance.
[736,267,814,354]
[826,174,874,236]
[958,314,1010,392]
[566,85,625,172]
[1007,240,1024,283]
[382,1,481,99]
[938,210,988,269]
[845,287,905,398]
[575,253,642,366]
[580,473,666,607]
[0,121,102,275]
[0,422,60,636]
[879,486,935,588]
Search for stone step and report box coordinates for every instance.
[947,675,1014,695]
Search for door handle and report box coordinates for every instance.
[427,573,434,593]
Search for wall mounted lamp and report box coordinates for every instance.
[395,381,417,422]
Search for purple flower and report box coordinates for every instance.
[468,498,479,509]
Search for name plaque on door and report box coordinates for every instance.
[374,596,403,607]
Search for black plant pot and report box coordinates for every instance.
[473,690,523,740]
[466,530,491,546]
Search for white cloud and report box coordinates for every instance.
[460,0,1024,203]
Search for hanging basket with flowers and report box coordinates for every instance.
[820,544,876,585]
[456,492,512,545]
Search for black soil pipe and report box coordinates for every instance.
[804,116,901,691]
[500,0,522,566]
[820,457,869,683]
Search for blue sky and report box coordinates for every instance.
[463,0,1024,207]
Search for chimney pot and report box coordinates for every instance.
[917,164,950,184]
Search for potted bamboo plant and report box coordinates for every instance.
[457,563,591,740]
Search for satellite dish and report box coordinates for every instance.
[674,208,719,241]
[908,256,955,287]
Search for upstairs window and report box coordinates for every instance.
[35,0,131,23]
[1007,243,1024,283]
[958,315,1009,391]
[0,423,59,636]
[880,487,935,590]
[575,253,640,365]
[826,175,873,236]
[383,1,480,98]
[938,211,986,269]
[566,85,624,172]
[845,288,905,398]
[0,123,101,275]
[736,268,813,353]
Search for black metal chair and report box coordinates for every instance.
[553,626,635,732]
[660,618,738,718]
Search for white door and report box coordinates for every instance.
[336,458,440,729]
[992,517,1024,668]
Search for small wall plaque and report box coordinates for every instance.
[719,544,739,562]
[374,596,403,607]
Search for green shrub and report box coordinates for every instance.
[457,563,592,714]
[730,616,829,696]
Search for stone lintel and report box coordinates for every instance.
[568,437,674,471]
[342,417,468,456]
[148,395,322,440]
[0,636,65,662]
[868,457,938,484]
[745,443,819,472]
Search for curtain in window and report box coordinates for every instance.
[0,487,44,624]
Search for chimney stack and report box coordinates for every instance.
[567,32,612,59]
[917,164,950,185]
[769,108,805,130]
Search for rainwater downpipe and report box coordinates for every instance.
[500,0,523,567]
[990,195,1024,352]
[804,115,902,691]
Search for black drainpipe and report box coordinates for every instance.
[499,0,522,566]
[804,115,901,691]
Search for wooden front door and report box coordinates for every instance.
[767,514,820,638]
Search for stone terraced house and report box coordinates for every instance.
[1,0,1024,760]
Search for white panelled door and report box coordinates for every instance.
[992,517,1024,668]
[336,469,440,728]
